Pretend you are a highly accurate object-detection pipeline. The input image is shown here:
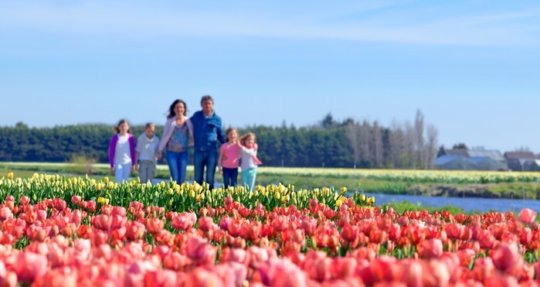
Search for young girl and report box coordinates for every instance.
[136,123,159,184]
[218,128,240,188]
[238,132,262,191]
[108,119,137,182]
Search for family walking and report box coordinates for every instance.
[107,95,262,191]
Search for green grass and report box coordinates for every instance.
[382,201,467,215]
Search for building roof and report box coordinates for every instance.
[444,149,469,157]
[504,151,536,160]
[467,149,505,161]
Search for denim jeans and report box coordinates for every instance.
[222,167,238,189]
[114,163,132,183]
[241,167,257,192]
[194,149,218,189]
[166,151,188,184]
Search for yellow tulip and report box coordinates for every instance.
[97,197,109,205]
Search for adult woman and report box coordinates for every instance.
[157,99,193,184]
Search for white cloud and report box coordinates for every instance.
[0,1,538,46]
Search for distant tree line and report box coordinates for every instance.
[0,111,438,169]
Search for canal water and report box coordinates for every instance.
[365,193,540,213]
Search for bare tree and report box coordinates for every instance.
[389,121,406,168]
[359,121,371,166]
[372,121,383,167]
[425,124,439,169]
[414,110,425,168]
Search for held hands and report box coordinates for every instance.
[110,167,115,176]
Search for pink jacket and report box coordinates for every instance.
[158,117,194,153]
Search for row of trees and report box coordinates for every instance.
[0,111,438,168]
[343,110,438,169]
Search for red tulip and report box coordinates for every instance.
[143,270,178,287]
[52,199,67,211]
[146,218,164,235]
[332,257,357,279]
[484,273,519,287]
[126,221,146,241]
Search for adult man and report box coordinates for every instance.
[190,95,226,189]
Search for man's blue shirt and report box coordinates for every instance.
[190,110,226,151]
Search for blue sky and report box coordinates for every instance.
[0,1,539,152]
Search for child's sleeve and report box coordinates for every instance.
[108,135,117,168]
[129,135,137,165]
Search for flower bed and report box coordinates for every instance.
[0,174,539,286]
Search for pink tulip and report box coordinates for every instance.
[92,215,112,231]
[19,196,30,206]
[184,268,224,287]
[258,258,307,287]
[0,207,13,220]
[220,248,248,264]
[491,243,522,274]
[418,239,443,259]
[186,236,217,265]
[34,267,77,287]
[71,195,82,206]
[171,212,197,231]
[520,208,537,224]
[15,252,48,283]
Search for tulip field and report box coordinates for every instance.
[0,173,540,286]
[3,162,540,199]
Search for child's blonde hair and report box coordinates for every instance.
[240,132,256,146]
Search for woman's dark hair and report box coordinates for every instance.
[167,99,187,118]
[115,119,130,133]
